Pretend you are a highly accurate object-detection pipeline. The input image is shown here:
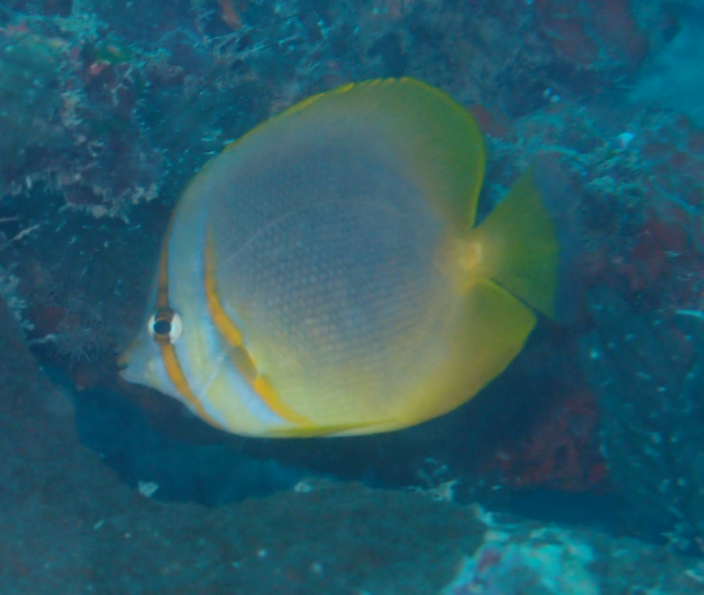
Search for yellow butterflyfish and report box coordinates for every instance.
[119,78,558,438]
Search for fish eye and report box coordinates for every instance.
[148,308,183,344]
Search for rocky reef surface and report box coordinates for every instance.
[3,1,704,590]
[2,294,704,594]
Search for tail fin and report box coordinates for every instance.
[470,168,559,318]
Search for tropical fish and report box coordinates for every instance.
[119,78,558,438]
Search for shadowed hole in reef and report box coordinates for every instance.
[47,370,307,506]
[33,340,640,544]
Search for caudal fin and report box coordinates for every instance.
[469,168,559,318]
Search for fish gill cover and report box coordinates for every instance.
[2,0,704,593]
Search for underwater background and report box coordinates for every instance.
[3,0,704,592]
